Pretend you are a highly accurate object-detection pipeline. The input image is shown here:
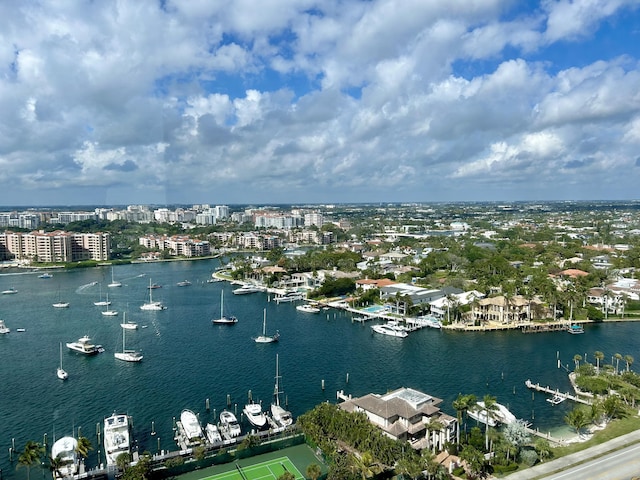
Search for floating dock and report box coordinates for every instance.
[524,379,592,405]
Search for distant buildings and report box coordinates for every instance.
[0,230,110,262]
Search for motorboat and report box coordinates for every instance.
[2,287,17,295]
[103,413,132,466]
[38,273,53,279]
[180,409,204,442]
[140,278,167,310]
[53,301,70,308]
[94,284,111,306]
[219,410,241,439]
[421,315,443,329]
[57,342,68,380]
[120,321,138,330]
[114,318,143,362]
[547,393,566,405]
[205,423,222,445]
[66,335,101,355]
[147,283,162,289]
[0,320,9,334]
[274,290,304,303]
[212,290,238,325]
[253,309,279,343]
[233,284,264,295]
[468,401,517,426]
[243,402,267,429]
[371,321,408,338]
[271,354,293,428]
[568,324,584,334]
[296,304,320,314]
[176,280,192,287]
[108,266,122,288]
[50,436,78,477]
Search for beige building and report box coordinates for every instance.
[0,230,110,262]
[470,294,546,324]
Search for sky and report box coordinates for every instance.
[1,0,640,207]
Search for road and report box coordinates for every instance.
[506,429,640,480]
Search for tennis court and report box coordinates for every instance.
[201,456,304,480]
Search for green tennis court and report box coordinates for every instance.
[201,456,304,480]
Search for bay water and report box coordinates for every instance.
[1,259,638,479]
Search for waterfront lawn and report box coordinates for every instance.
[551,415,640,457]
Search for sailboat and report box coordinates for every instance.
[53,289,70,308]
[140,278,166,310]
[212,290,237,325]
[114,315,143,362]
[101,292,118,316]
[57,342,69,380]
[271,354,292,427]
[94,283,111,306]
[253,309,279,343]
[108,266,122,288]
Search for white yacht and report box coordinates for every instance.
[176,280,192,287]
[232,284,264,295]
[296,304,320,314]
[94,284,111,306]
[0,320,9,334]
[212,290,238,325]
[53,301,70,308]
[205,423,222,445]
[2,287,17,295]
[108,266,122,288]
[140,278,167,310]
[50,436,78,477]
[103,413,132,466]
[468,401,517,426]
[243,402,267,429]
[120,321,138,330]
[371,321,408,338]
[219,410,241,439]
[180,409,204,443]
[271,354,293,428]
[274,290,304,303]
[66,335,101,355]
[57,342,68,380]
[114,320,143,362]
[38,273,54,279]
[253,309,279,343]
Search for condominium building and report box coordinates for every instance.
[0,230,110,262]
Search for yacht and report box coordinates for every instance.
[120,321,138,330]
[53,301,70,308]
[0,320,9,334]
[176,280,192,287]
[38,273,54,279]
[2,287,17,295]
[274,290,304,303]
[271,354,293,428]
[468,401,517,426]
[421,315,443,329]
[205,423,222,445]
[140,278,167,310]
[114,319,143,362]
[56,342,68,380]
[66,335,101,355]
[371,321,408,338]
[212,290,238,325]
[568,324,584,334]
[232,284,264,295]
[296,304,320,314]
[253,309,279,343]
[108,266,122,288]
[243,402,267,429]
[50,436,78,477]
[103,413,132,466]
[219,410,241,439]
[180,409,204,443]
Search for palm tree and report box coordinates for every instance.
[624,355,635,372]
[75,436,92,466]
[17,441,45,480]
[452,394,466,445]
[277,472,296,480]
[564,407,590,437]
[306,463,322,480]
[48,455,64,479]
[426,419,444,453]
[615,353,623,374]
[480,394,499,451]
[594,351,604,373]
[573,354,582,371]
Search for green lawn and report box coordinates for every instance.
[199,457,304,480]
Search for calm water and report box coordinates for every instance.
[1,260,639,479]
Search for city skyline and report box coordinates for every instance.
[1,1,640,206]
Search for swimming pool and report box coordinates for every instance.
[361,305,388,314]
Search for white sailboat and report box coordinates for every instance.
[271,354,293,428]
[108,266,122,288]
[94,283,111,306]
[101,292,118,316]
[253,309,279,343]
[57,342,68,380]
[114,317,143,362]
[140,278,166,310]
[212,290,237,325]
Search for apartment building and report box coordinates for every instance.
[0,230,110,262]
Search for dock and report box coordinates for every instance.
[524,379,592,405]
[521,322,568,333]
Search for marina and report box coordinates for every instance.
[0,259,638,480]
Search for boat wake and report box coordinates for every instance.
[76,281,99,293]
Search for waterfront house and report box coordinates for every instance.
[338,387,456,451]
[470,295,546,324]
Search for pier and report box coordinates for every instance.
[525,380,592,405]
[521,322,569,333]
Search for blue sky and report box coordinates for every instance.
[1,0,640,206]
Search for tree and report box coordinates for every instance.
[306,463,322,480]
[573,354,582,371]
[47,455,64,479]
[502,420,531,462]
[615,353,623,374]
[17,441,45,480]
[533,438,552,463]
[564,407,590,437]
[594,351,604,372]
[75,436,92,462]
[116,452,132,471]
[625,355,635,372]
[460,444,492,480]
[452,393,476,444]
[278,472,296,480]
[479,395,499,451]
